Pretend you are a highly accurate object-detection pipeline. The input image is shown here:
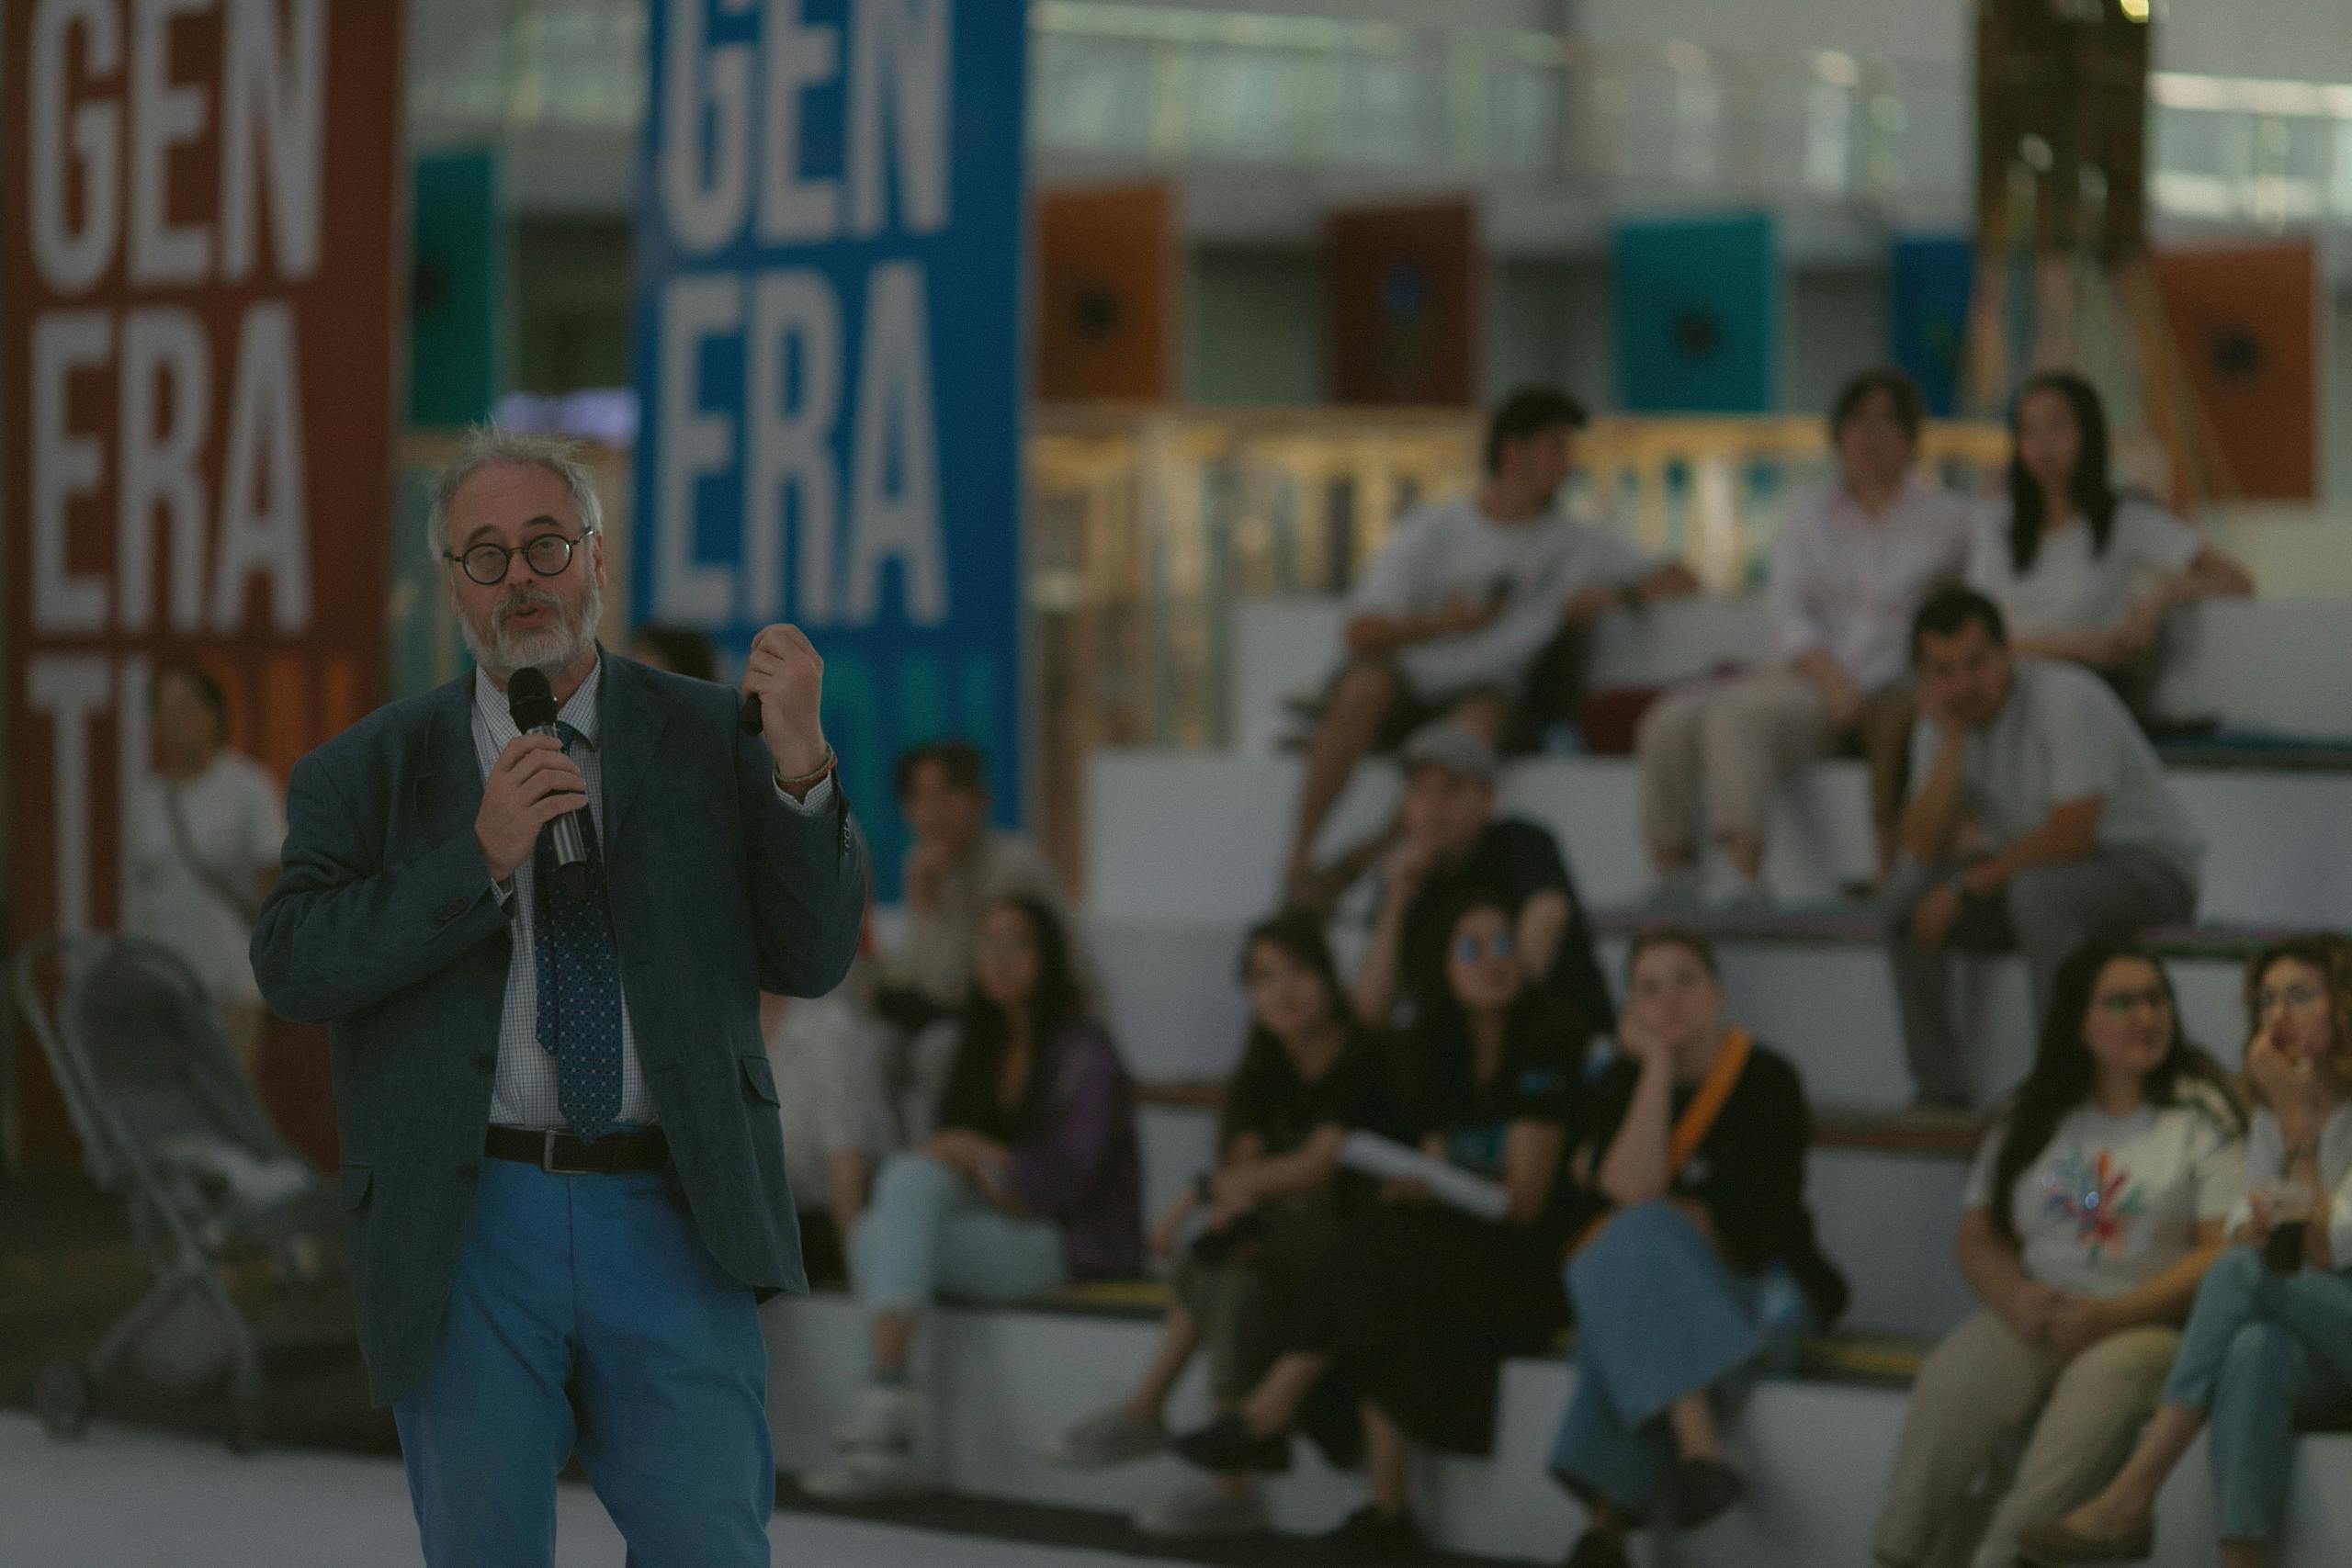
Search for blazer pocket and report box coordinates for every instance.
[338,1162,374,1211]
[739,1052,781,1107]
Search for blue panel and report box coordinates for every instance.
[1889,236,1975,418]
[1613,213,1775,413]
[632,1,1028,899]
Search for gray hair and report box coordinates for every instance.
[425,425,605,563]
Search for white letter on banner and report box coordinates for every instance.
[758,0,842,243]
[747,271,842,623]
[29,0,122,294]
[654,274,741,623]
[847,0,950,238]
[118,307,213,633]
[220,0,325,282]
[845,263,944,624]
[31,311,115,634]
[660,0,752,254]
[29,655,114,937]
[128,0,215,287]
[212,304,312,633]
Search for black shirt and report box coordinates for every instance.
[1577,1043,1849,1326]
[1407,1017,1582,1247]
[1219,1032,1393,1157]
[1398,818,1614,1038]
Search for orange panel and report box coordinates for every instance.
[2153,243,2318,502]
[1325,200,1479,406]
[1035,183,1177,402]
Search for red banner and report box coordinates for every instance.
[5,0,403,1163]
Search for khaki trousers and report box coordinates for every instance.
[1873,1309,2180,1568]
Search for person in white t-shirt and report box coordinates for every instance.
[1638,368,1972,906]
[1969,372,2251,703]
[1873,942,2247,1568]
[124,660,288,1077]
[2023,936,2352,1568]
[1284,389,1697,906]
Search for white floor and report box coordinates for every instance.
[0,1414,1196,1568]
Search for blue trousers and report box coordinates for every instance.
[848,1152,1067,1315]
[1548,1201,1807,1520]
[392,1157,773,1567]
[2157,1246,2352,1545]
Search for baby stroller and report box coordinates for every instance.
[14,933,355,1452]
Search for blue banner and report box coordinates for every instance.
[632,0,1028,899]
[1612,213,1775,413]
[1889,236,1975,418]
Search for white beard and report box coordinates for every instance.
[460,580,602,682]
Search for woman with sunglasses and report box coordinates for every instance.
[1873,942,2246,1568]
[1171,891,1584,1558]
[2022,935,2352,1567]
[1552,929,1848,1568]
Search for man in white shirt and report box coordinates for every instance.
[1885,588,2205,1107]
[1637,368,1973,905]
[1285,388,1697,905]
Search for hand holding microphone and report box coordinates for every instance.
[736,624,831,788]
[486,667,594,898]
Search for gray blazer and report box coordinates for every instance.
[252,653,865,1405]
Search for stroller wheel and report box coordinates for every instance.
[34,1362,91,1440]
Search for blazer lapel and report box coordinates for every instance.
[598,652,676,844]
[415,674,485,847]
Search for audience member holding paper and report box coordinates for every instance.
[1170,892,1586,1560]
[1548,930,1849,1568]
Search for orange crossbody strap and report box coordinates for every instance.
[1567,1028,1753,1259]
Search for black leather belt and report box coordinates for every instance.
[484,1124,669,1175]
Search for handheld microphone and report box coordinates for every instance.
[738,690,764,737]
[506,667,594,900]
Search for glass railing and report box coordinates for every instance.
[404,0,2352,231]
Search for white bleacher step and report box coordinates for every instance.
[1231,595,2352,757]
[1087,750,2352,930]
[760,1291,2352,1566]
[1134,1095,1977,1341]
[1092,912,2263,1113]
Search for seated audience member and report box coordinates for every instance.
[1353,722,1612,1042]
[1172,893,1584,1559]
[1551,930,1849,1568]
[1969,371,2252,709]
[806,897,1141,1500]
[626,624,719,682]
[1873,943,2246,1568]
[1043,911,1392,1539]
[1285,386,1697,906]
[880,740,1082,1036]
[2022,936,2352,1568]
[1638,368,1972,904]
[760,941,898,1258]
[1884,589,2205,1108]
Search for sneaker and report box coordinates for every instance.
[1172,1412,1292,1475]
[1042,1405,1168,1470]
[1317,1504,1424,1559]
[831,1382,925,1451]
[2016,1517,2156,1563]
[799,1446,930,1502]
[1666,1455,1746,1529]
[1133,1481,1269,1538]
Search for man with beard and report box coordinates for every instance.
[251,428,865,1564]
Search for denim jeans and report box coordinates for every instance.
[848,1151,1067,1314]
[2157,1247,2352,1544]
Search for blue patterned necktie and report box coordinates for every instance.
[533,722,624,1142]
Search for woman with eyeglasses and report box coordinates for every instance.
[1171,891,1585,1559]
[1873,942,2246,1568]
[1551,929,1848,1568]
[804,895,1141,1501]
[2020,935,2352,1567]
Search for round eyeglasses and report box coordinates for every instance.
[446,529,594,586]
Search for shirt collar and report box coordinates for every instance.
[473,654,604,750]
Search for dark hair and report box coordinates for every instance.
[1624,926,1721,983]
[2243,935,2352,1110]
[628,626,718,682]
[150,659,231,745]
[1910,585,2008,663]
[2007,371,2119,575]
[1986,942,2243,1249]
[1404,889,1587,1111]
[894,739,987,803]
[1221,910,1353,1151]
[1485,386,1589,475]
[1829,367,1926,446]
[935,896,1088,1140]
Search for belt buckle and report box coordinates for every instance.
[540,1129,593,1176]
